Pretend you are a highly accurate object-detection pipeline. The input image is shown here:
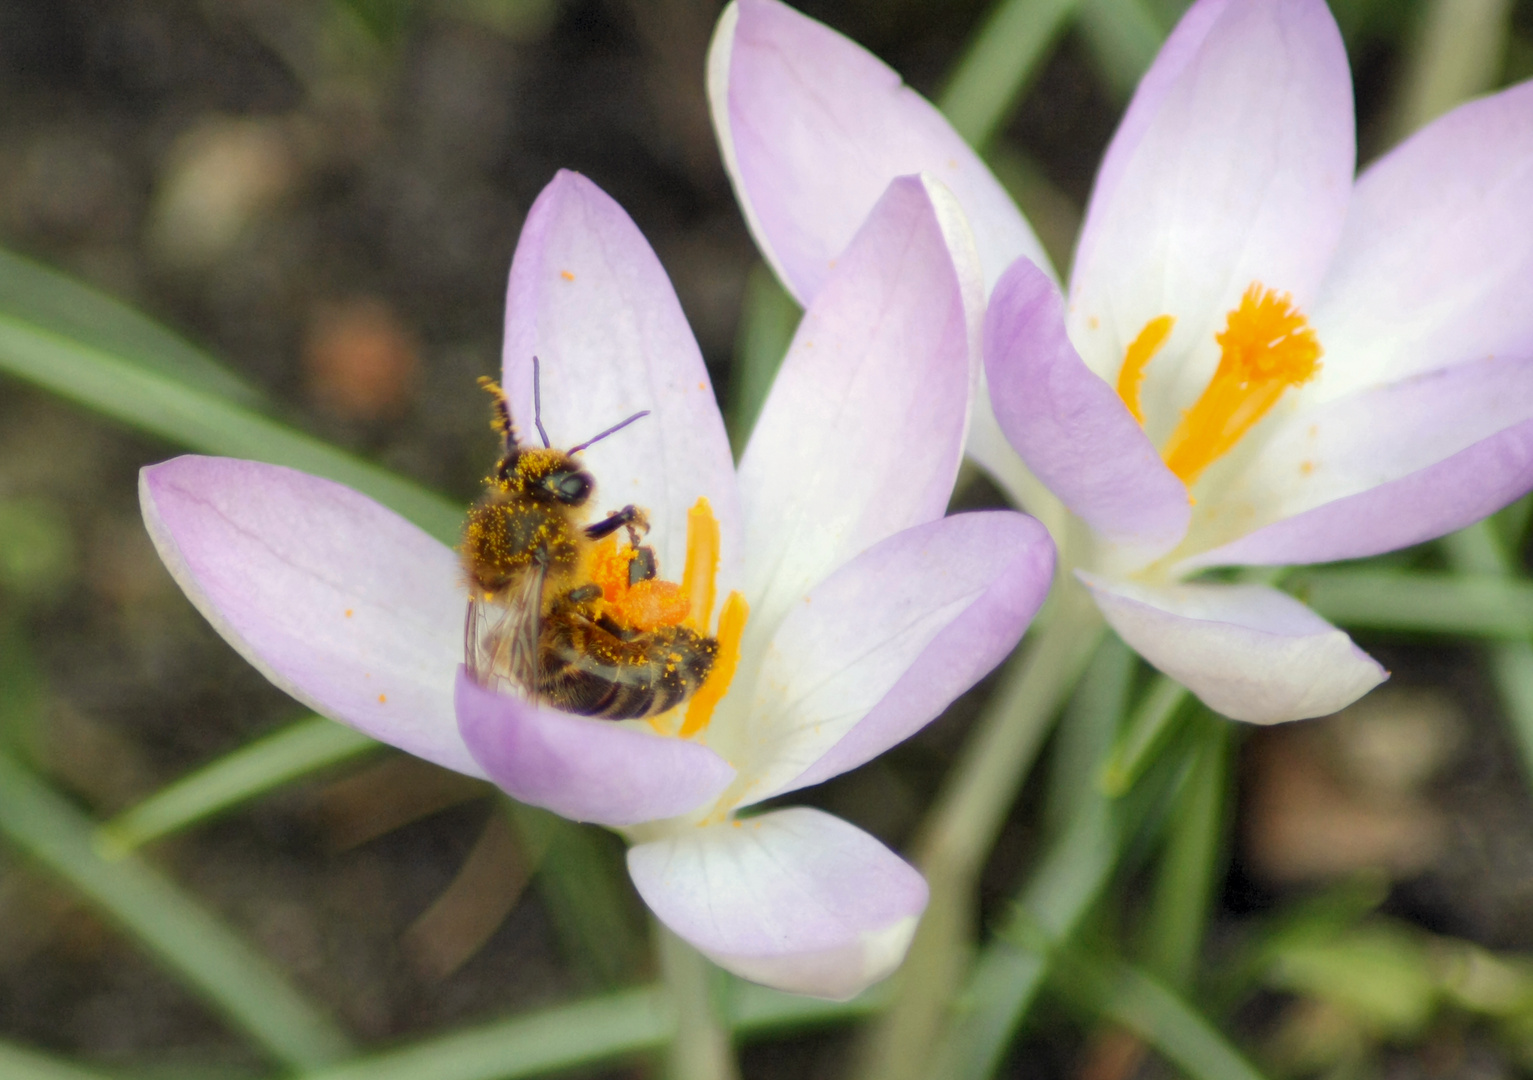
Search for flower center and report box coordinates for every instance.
[587,497,746,739]
[1116,283,1322,488]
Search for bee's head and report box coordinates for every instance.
[501,448,594,506]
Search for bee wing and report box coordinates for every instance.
[464,564,545,702]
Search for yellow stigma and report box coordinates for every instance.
[1116,314,1175,426]
[1117,283,1321,489]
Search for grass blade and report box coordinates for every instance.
[1295,567,1533,640]
[98,716,382,855]
[1140,717,1229,990]
[939,0,1081,149]
[0,248,265,408]
[0,750,352,1069]
[0,1040,113,1080]
[1059,954,1270,1080]
[0,313,461,543]
[297,981,881,1080]
[1099,675,1188,796]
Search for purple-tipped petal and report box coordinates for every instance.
[1189,355,1533,567]
[738,174,983,637]
[709,0,1049,303]
[1078,572,1387,724]
[749,511,1054,803]
[1068,0,1353,405]
[501,170,742,592]
[140,457,479,775]
[627,806,927,998]
[1311,80,1533,398]
[986,257,1190,564]
[455,671,735,827]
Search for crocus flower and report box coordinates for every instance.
[140,169,1054,997]
[708,0,1533,723]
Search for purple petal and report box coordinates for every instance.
[1078,572,1387,724]
[455,671,735,827]
[627,806,927,998]
[986,257,1190,563]
[750,511,1054,802]
[1190,355,1533,567]
[737,175,983,637]
[709,0,1048,303]
[1067,0,1353,413]
[1311,80,1533,398]
[140,457,479,775]
[501,170,742,594]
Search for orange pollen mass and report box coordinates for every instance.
[1117,283,1322,489]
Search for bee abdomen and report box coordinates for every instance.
[540,617,718,721]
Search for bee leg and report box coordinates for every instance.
[627,545,657,585]
[585,504,648,541]
[551,583,603,613]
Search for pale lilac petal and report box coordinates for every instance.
[986,257,1189,563]
[731,511,1053,806]
[627,806,927,998]
[1310,80,1533,399]
[501,170,742,593]
[1067,0,1353,417]
[455,671,735,827]
[140,457,479,776]
[738,175,983,638]
[709,0,1049,303]
[1189,355,1533,567]
[1078,572,1387,724]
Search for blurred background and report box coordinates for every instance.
[4,0,1533,1077]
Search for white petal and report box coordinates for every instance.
[1078,571,1386,724]
[627,807,927,999]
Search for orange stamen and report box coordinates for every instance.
[681,497,720,632]
[1116,314,1175,426]
[679,591,748,739]
[1161,284,1321,487]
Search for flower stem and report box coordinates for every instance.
[851,578,1104,1080]
[656,922,740,1080]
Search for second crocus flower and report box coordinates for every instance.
[708,0,1533,723]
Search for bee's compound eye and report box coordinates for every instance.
[549,470,592,504]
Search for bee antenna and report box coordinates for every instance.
[532,356,551,449]
[568,410,651,455]
[478,376,519,456]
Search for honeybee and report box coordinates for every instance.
[461,360,718,720]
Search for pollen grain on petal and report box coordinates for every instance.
[1162,283,1321,487]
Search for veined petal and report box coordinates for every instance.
[627,807,927,999]
[1189,355,1533,567]
[986,257,1189,563]
[140,457,479,776]
[502,170,742,593]
[708,0,1049,304]
[1078,571,1386,724]
[1309,80,1533,400]
[455,672,735,827]
[1068,0,1353,417]
[731,511,1053,807]
[738,174,983,640]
